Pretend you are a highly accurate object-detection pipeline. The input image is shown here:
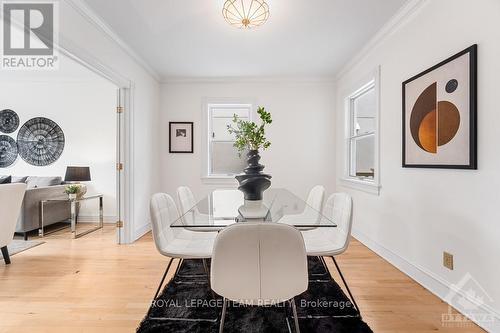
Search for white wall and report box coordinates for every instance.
[0,56,117,219]
[160,80,335,199]
[55,0,161,240]
[335,0,500,330]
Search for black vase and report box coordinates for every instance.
[235,150,272,201]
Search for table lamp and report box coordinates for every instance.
[64,166,91,198]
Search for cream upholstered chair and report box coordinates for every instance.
[302,193,353,256]
[176,186,199,216]
[150,193,217,300]
[305,185,325,212]
[176,186,217,231]
[1,183,27,264]
[211,223,308,333]
[280,185,325,227]
[301,192,360,317]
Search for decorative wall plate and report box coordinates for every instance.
[17,117,65,166]
[0,135,18,167]
[0,109,20,133]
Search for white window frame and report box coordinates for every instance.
[340,67,381,195]
[201,98,255,184]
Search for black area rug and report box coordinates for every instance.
[137,257,373,333]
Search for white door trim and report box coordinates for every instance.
[54,40,135,244]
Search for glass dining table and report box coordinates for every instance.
[171,188,337,229]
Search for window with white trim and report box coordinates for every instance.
[207,103,250,177]
[347,80,376,181]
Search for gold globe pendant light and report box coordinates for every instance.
[223,0,270,29]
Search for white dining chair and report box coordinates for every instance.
[305,185,325,212]
[176,186,199,216]
[149,193,217,300]
[301,192,361,317]
[1,183,27,265]
[280,185,325,227]
[211,222,308,333]
[177,186,226,231]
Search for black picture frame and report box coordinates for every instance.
[402,44,477,169]
[169,122,193,153]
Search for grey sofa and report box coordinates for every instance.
[3,176,71,240]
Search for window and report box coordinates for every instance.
[342,70,380,194]
[348,82,376,180]
[206,103,250,178]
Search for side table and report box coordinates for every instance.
[39,194,103,239]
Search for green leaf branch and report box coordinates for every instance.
[227,106,272,153]
[64,184,81,195]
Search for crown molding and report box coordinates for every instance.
[335,0,429,81]
[161,76,336,84]
[65,0,160,82]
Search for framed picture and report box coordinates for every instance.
[169,122,193,153]
[402,44,477,169]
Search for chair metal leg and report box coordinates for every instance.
[219,298,227,333]
[331,256,361,318]
[1,246,10,265]
[318,256,330,276]
[203,258,218,299]
[173,258,184,276]
[291,298,300,333]
[153,258,174,301]
[202,258,211,283]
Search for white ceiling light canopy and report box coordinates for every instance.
[223,0,270,29]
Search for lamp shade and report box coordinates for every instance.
[64,166,91,182]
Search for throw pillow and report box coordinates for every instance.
[11,176,28,183]
[26,176,63,189]
[0,175,12,184]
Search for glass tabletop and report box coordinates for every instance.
[171,188,337,229]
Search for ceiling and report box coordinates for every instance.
[82,0,408,80]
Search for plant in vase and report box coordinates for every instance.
[64,184,80,200]
[227,106,272,201]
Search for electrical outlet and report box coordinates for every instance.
[443,251,454,270]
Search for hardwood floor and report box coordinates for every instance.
[0,226,484,333]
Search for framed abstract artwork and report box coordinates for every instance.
[169,122,193,153]
[402,44,477,169]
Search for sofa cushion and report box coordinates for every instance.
[0,175,12,184]
[12,176,28,183]
[26,176,62,189]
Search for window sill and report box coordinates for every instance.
[201,176,238,186]
[339,177,380,195]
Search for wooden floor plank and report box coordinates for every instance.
[0,226,484,332]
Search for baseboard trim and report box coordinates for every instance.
[351,227,500,332]
[134,221,151,241]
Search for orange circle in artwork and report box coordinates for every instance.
[410,82,460,154]
[418,110,437,153]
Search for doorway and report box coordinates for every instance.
[0,54,127,244]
